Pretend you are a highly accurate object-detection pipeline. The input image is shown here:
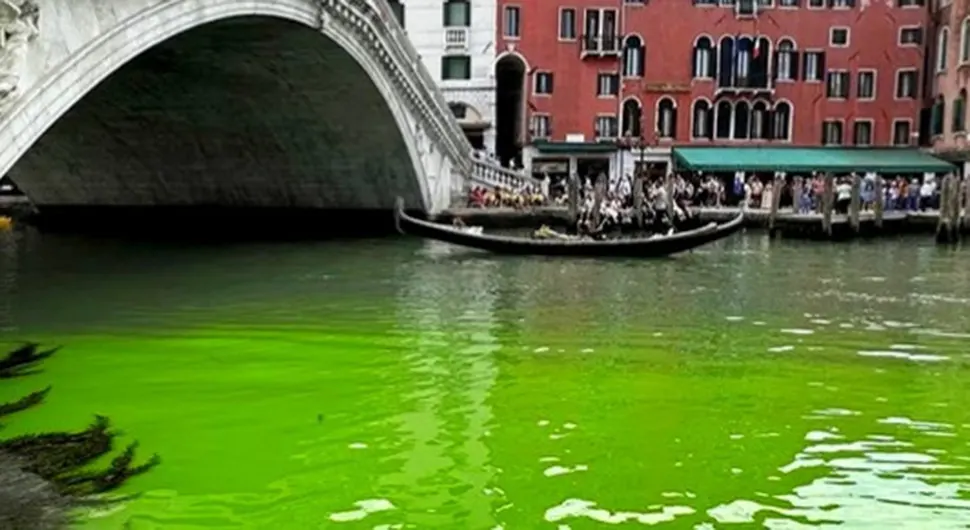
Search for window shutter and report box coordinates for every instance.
[710,46,718,78]
[549,73,555,94]
[692,49,698,78]
[790,52,800,81]
[843,73,850,98]
[672,107,679,139]
[772,51,780,80]
[765,110,775,140]
[818,52,827,78]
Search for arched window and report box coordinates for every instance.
[932,95,946,136]
[735,36,754,86]
[717,36,735,88]
[750,101,769,139]
[656,98,677,139]
[622,98,643,138]
[775,39,797,82]
[622,36,645,77]
[734,101,750,139]
[962,18,970,63]
[772,101,792,141]
[715,100,733,139]
[937,27,950,72]
[693,36,715,79]
[691,99,713,139]
[752,37,771,88]
[954,89,967,133]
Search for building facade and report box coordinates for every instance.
[494,0,929,181]
[402,0,499,151]
[927,0,970,174]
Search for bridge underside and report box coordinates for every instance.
[7,16,424,231]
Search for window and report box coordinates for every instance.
[750,101,769,139]
[931,96,945,136]
[830,28,850,47]
[962,18,970,63]
[441,56,471,80]
[534,72,554,95]
[734,101,751,139]
[715,100,733,139]
[897,0,924,6]
[443,0,470,26]
[720,0,736,6]
[622,99,643,137]
[692,99,713,139]
[953,89,966,132]
[758,0,774,6]
[656,98,678,139]
[895,69,918,98]
[503,6,521,38]
[583,9,619,53]
[559,8,577,40]
[530,114,551,139]
[822,120,843,145]
[595,115,619,138]
[694,0,718,5]
[804,51,825,81]
[772,101,792,141]
[899,27,923,46]
[937,27,949,72]
[737,0,757,16]
[693,36,716,79]
[808,0,824,7]
[831,0,853,7]
[857,70,875,99]
[826,70,850,99]
[775,39,797,81]
[853,121,872,145]
[892,120,912,146]
[779,0,799,6]
[622,36,645,77]
[597,73,619,96]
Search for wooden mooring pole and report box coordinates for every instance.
[962,175,970,232]
[768,172,784,235]
[848,173,862,233]
[936,174,959,244]
[591,175,606,229]
[567,171,580,224]
[632,174,644,228]
[873,174,884,229]
[821,173,835,236]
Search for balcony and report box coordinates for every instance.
[580,34,622,58]
[444,27,469,52]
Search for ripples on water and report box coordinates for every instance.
[0,230,969,528]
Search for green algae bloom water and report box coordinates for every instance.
[1,229,969,529]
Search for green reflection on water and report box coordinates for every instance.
[1,229,969,529]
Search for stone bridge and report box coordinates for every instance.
[0,0,534,218]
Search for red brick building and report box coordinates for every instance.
[493,0,930,179]
[927,0,970,174]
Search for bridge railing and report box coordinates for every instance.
[469,158,541,191]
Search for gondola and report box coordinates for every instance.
[394,198,745,257]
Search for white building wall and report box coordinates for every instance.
[402,0,497,154]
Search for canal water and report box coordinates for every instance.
[1,228,969,529]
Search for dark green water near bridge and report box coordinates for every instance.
[1,228,969,528]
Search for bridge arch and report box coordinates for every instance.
[0,0,450,214]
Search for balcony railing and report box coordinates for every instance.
[581,34,623,57]
[444,27,469,52]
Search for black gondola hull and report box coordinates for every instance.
[395,199,745,257]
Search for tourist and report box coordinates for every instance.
[835,177,852,214]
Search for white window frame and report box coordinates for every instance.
[533,71,554,96]
[831,0,852,8]
[898,0,923,7]
[803,49,824,82]
[857,69,877,101]
[443,0,471,28]
[807,0,825,9]
[894,68,918,100]
[691,98,713,140]
[892,118,913,146]
[558,7,577,42]
[749,100,770,140]
[622,34,645,78]
[829,27,851,48]
[530,113,551,139]
[503,5,521,39]
[961,17,970,63]
[898,26,923,47]
[655,98,678,139]
[936,26,949,73]
[693,35,715,80]
[596,71,619,97]
[440,55,471,81]
[583,8,619,47]
[772,100,794,142]
[826,69,850,100]
[595,113,619,139]
[778,0,799,7]
[852,119,874,146]
[776,38,797,82]
[822,119,845,146]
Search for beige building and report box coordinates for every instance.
[929,0,970,174]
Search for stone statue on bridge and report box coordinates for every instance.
[0,0,40,113]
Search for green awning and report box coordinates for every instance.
[672,147,955,173]
[533,140,617,154]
